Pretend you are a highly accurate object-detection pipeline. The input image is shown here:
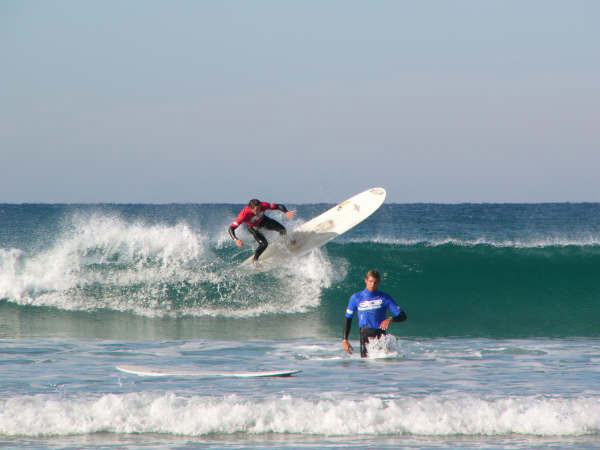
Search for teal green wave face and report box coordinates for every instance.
[324,242,600,339]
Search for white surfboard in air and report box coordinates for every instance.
[116,364,301,378]
[242,187,386,266]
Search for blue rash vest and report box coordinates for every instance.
[345,288,403,329]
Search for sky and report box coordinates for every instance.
[1,1,599,203]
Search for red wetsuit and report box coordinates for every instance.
[231,202,278,229]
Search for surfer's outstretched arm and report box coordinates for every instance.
[275,204,296,219]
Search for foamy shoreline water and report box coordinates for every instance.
[1,337,599,447]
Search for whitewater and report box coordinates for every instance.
[1,202,599,449]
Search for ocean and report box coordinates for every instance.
[1,202,599,449]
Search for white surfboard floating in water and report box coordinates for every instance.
[116,364,301,378]
[242,186,386,266]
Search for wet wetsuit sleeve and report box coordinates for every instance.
[274,204,289,214]
[229,207,247,241]
[343,295,357,339]
[392,310,407,322]
[343,317,353,340]
[385,294,407,322]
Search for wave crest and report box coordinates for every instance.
[0,214,341,318]
[1,392,598,437]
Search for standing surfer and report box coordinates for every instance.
[229,199,296,263]
[342,269,407,357]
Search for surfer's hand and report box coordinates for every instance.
[343,339,353,355]
[285,210,296,219]
[235,239,243,247]
[379,317,393,330]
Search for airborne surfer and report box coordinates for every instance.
[229,199,296,263]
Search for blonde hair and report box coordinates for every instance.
[366,269,380,280]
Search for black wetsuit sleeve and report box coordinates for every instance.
[392,310,407,322]
[343,316,353,340]
[228,225,238,241]
[275,204,289,214]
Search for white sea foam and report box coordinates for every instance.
[0,214,340,318]
[1,392,598,437]
[1,215,207,309]
[364,334,401,359]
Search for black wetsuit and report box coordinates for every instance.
[246,216,287,260]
